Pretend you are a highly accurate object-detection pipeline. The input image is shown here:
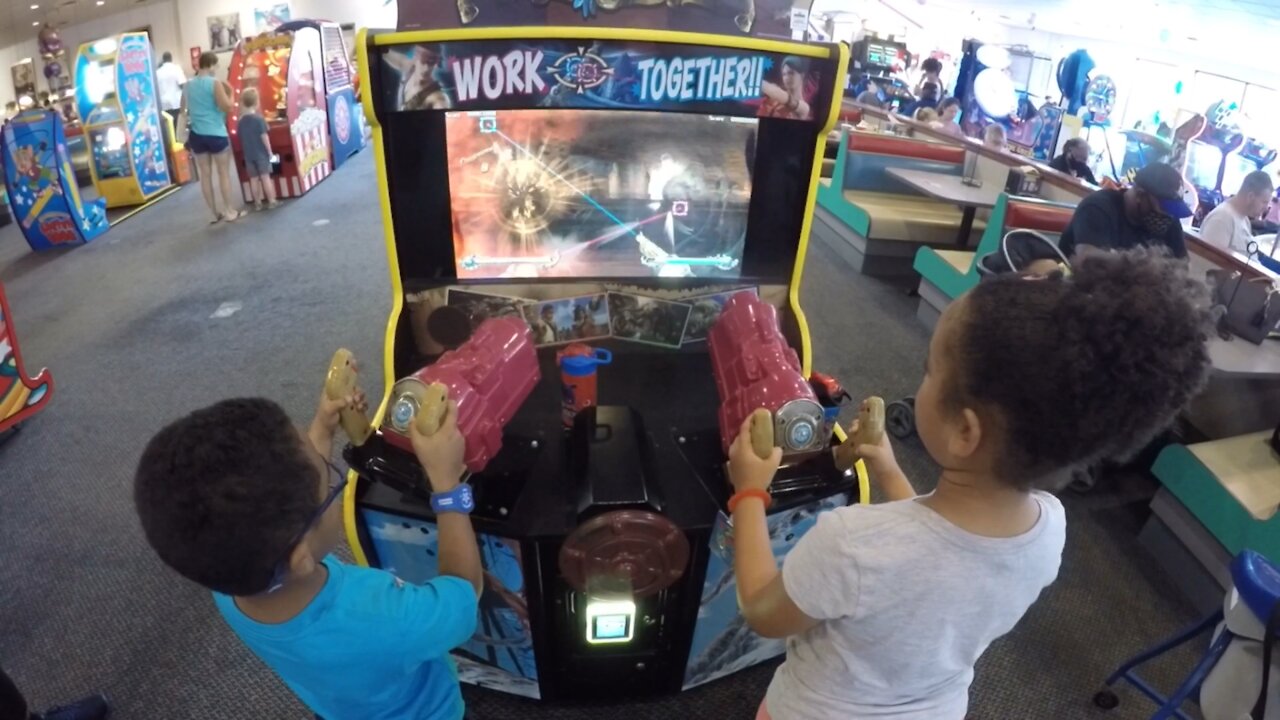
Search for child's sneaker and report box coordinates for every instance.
[253,201,264,211]
[266,200,282,210]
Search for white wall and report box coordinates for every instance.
[2,0,182,102]
[172,0,397,74]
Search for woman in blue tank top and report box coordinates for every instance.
[182,51,245,222]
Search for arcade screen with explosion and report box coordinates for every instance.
[445,109,755,279]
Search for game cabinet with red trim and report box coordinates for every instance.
[0,282,53,438]
[225,27,330,202]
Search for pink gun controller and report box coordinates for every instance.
[382,316,540,473]
[708,292,826,459]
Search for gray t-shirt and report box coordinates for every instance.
[236,112,271,165]
[767,491,1066,719]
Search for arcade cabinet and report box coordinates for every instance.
[0,281,53,440]
[279,19,365,169]
[848,35,909,108]
[343,6,855,703]
[954,40,1058,157]
[225,20,363,202]
[1186,100,1245,220]
[73,32,172,208]
[1,109,109,250]
[1221,136,1276,200]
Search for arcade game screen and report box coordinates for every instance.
[89,125,131,179]
[1186,142,1224,190]
[444,109,755,280]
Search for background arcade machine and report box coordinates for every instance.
[343,4,859,703]
[848,35,910,109]
[954,39,1061,158]
[73,32,174,214]
[278,19,366,169]
[225,20,363,202]
[1185,100,1245,222]
[1221,135,1276,203]
[0,281,53,445]
[1,108,108,251]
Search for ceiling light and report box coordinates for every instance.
[29,3,38,8]
[95,1,104,4]
[31,21,39,25]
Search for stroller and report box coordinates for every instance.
[886,230,1070,440]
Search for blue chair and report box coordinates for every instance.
[1094,550,1280,719]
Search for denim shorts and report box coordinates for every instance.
[245,156,272,177]
[186,131,229,155]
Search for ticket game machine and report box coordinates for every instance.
[341,0,856,702]
[225,20,363,202]
[278,19,365,169]
[1,108,109,250]
[73,32,171,207]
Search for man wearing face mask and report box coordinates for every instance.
[1059,162,1192,259]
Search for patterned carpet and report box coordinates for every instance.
[0,151,1206,719]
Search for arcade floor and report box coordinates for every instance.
[0,151,1207,719]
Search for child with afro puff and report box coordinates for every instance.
[726,250,1212,719]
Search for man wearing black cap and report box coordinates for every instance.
[1059,162,1193,259]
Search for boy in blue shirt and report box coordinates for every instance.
[134,388,483,720]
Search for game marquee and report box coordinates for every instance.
[380,39,832,121]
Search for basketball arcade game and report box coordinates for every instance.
[225,20,364,202]
[342,5,857,703]
[74,32,172,209]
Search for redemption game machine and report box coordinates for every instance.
[225,20,365,202]
[340,0,866,702]
[73,32,176,214]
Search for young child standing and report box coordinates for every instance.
[236,88,279,211]
[727,250,1212,719]
[134,386,483,719]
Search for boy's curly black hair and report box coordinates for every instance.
[949,250,1211,487]
[134,398,321,596]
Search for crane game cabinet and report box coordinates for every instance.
[341,2,858,702]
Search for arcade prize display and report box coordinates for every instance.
[1,109,109,251]
[1185,100,1245,220]
[74,32,172,208]
[225,20,364,202]
[0,281,53,441]
[340,0,862,702]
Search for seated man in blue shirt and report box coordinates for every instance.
[134,388,482,720]
[1059,162,1192,260]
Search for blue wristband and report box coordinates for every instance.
[430,484,474,515]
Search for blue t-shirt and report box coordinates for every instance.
[214,557,478,720]
[185,75,228,138]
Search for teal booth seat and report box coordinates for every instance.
[1152,434,1280,564]
[911,194,1076,327]
[815,129,986,276]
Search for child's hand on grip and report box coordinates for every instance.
[410,399,465,493]
[728,414,782,494]
[849,418,899,478]
[313,387,367,437]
